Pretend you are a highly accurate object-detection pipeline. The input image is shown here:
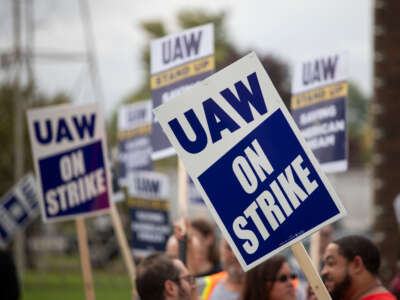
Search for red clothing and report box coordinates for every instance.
[360,292,397,300]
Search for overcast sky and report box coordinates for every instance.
[0,0,373,118]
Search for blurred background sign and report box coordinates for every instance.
[0,173,40,247]
[150,23,215,160]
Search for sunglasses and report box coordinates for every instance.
[275,273,297,283]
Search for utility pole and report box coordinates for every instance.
[79,0,105,106]
[12,0,26,277]
[372,0,400,284]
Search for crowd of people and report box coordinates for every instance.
[136,217,400,300]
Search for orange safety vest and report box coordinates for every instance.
[200,271,227,300]
[199,271,299,299]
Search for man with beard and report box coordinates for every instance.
[136,253,197,300]
[321,235,396,300]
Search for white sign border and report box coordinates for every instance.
[27,102,112,223]
[154,52,347,271]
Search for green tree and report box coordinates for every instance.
[347,82,371,166]
[0,82,70,196]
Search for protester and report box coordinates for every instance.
[306,284,317,300]
[305,224,335,299]
[166,234,179,257]
[241,254,296,300]
[389,249,400,299]
[390,270,400,300]
[321,235,396,300]
[136,253,197,300]
[166,218,221,277]
[0,247,20,300]
[198,239,244,300]
[319,224,334,261]
[190,218,221,277]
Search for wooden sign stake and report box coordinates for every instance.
[291,241,331,300]
[109,204,137,290]
[178,158,189,219]
[310,231,321,268]
[76,218,95,300]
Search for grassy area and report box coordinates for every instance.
[23,270,133,300]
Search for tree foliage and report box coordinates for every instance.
[0,82,70,195]
[347,83,371,166]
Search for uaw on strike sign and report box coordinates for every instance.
[27,103,111,222]
[154,53,346,271]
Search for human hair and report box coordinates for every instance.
[241,255,287,300]
[191,217,219,265]
[334,235,380,275]
[136,253,181,300]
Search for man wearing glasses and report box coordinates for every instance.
[136,253,197,300]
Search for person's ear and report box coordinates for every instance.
[350,256,364,275]
[164,279,178,297]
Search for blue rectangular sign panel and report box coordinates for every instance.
[39,141,109,219]
[198,109,340,265]
[129,205,170,257]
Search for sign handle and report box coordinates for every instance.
[178,158,189,219]
[290,241,331,300]
[310,231,321,268]
[76,218,95,300]
[177,158,190,266]
[109,204,137,291]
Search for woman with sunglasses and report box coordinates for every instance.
[241,255,297,300]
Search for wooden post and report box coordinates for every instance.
[290,242,331,300]
[76,218,95,300]
[310,231,321,268]
[178,158,189,219]
[177,158,190,266]
[109,204,137,290]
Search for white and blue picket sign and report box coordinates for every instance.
[0,173,40,247]
[27,103,111,222]
[153,52,346,271]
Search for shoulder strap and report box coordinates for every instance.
[201,271,227,300]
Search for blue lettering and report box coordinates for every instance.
[183,31,202,56]
[162,40,171,64]
[56,119,73,143]
[203,98,240,143]
[322,55,338,80]
[168,109,207,154]
[302,56,338,85]
[302,62,311,85]
[173,38,183,61]
[220,72,267,123]
[72,114,96,139]
[313,60,321,82]
[34,120,52,144]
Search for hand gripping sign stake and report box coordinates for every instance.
[154,53,346,300]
